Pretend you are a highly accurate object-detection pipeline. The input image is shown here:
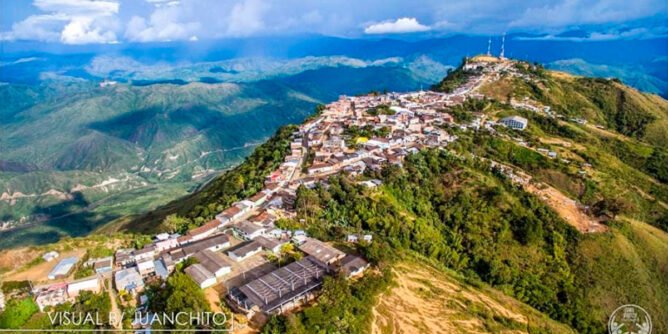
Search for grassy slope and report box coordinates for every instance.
[572,219,668,332]
[470,64,668,331]
[374,259,576,334]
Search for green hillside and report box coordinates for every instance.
[0,64,430,248]
[263,150,667,333]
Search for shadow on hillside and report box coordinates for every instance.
[0,192,120,250]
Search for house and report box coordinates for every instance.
[48,257,78,280]
[249,192,269,207]
[193,250,232,278]
[308,162,335,175]
[364,138,391,150]
[265,171,284,184]
[35,283,69,311]
[298,238,346,267]
[114,249,135,268]
[155,233,170,241]
[499,116,528,130]
[248,211,276,228]
[187,219,221,241]
[228,241,263,262]
[172,234,231,262]
[67,275,102,298]
[154,259,170,280]
[154,234,180,252]
[93,257,113,275]
[233,221,266,240]
[42,251,59,262]
[185,264,217,289]
[136,258,156,277]
[255,236,288,254]
[114,267,145,294]
[133,246,156,263]
[215,206,244,226]
[292,230,308,244]
[339,255,370,278]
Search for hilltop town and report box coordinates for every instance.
[0,56,629,330]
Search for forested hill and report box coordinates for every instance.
[107,58,668,333]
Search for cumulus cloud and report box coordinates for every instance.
[124,0,200,42]
[364,17,430,34]
[1,0,119,44]
[2,0,666,43]
[225,0,268,37]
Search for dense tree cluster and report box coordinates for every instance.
[431,59,475,93]
[187,125,297,222]
[279,149,605,333]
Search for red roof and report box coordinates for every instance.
[188,219,220,236]
[249,192,266,202]
[221,206,241,217]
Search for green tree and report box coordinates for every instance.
[0,297,39,329]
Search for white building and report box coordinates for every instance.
[185,264,217,289]
[499,116,528,130]
[67,276,102,298]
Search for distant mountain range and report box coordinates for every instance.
[0,55,438,248]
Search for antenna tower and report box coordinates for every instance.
[487,37,492,56]
[500,33,506,59]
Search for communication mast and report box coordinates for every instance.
[500,33,506,59]
[486,37,492,56]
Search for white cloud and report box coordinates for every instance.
[61,17,118,44]
[364,17,430,34]
[225,0,268,37]
[1,0,119,44]
[146,0,181,7]
[124,2,201,42]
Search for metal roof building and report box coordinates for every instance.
[47,256,78,280]
[228,256,326,314]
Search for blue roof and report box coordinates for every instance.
[154,260,169,280]
[48,256,79,278]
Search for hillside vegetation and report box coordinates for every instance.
[0,64,429,248]
[260,149,668,333]
[373,260,576,334]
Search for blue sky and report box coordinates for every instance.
[1,0,666,44]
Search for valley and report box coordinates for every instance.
[0,61,436,248]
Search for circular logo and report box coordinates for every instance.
[608,304,652,334]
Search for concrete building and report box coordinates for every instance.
[499,116,528,130]
[92,257,113,275]
[227,257,326,315]
[185,264,217,289]
[67,275,102,298]
[114,267,145,294]
[228,241,263,262]
[233,221,266,240]
[137,258,156,277]
[298,238,346,268]
[42,251,59,262]
[48,257,78,280]
[193,249,232,278]
[339,255,370,278]
[35,283,69,311]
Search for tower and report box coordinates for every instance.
[487,37,492,56]
[500,33,506,59]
